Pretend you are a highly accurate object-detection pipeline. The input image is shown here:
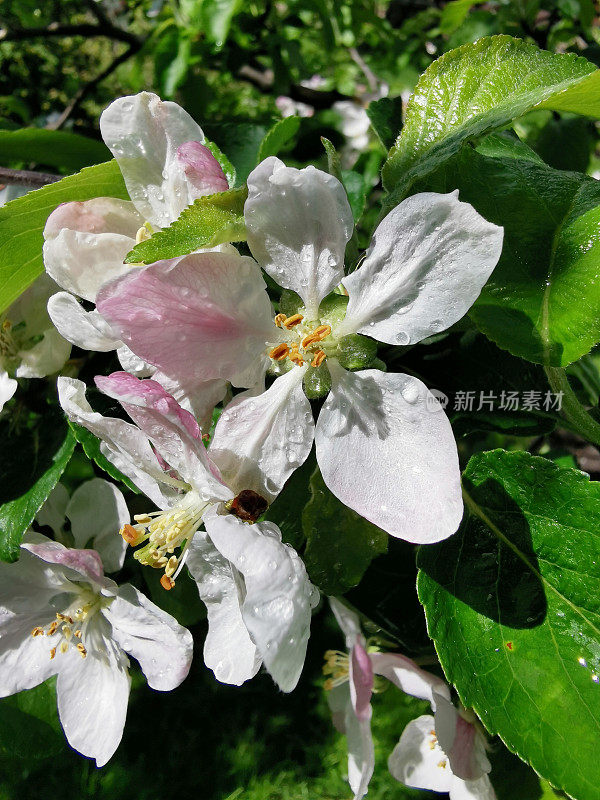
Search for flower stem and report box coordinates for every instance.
[544,365,600,447]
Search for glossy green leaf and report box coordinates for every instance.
[180,0,242,46]
[258,116,301,162]
[366,96,404,151]
[439,0,484,35]
[302,469,387,594]
[382,36,600,205]
[264,452,316,551]
[0,128,110,172]
[204,122,268,185]
[0,678,63,759]
[124,187,247,264]
[418,449,600,800]
[0,409,75,562]
[410,142,600,367]
[0,160,128,314]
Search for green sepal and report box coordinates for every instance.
[278,289,304,317]
[303,363,332,399]
[337,334,378,371]
[317,293,349,326]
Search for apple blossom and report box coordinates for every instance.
[326,598,451,800]
[97,157,503,544]
[0,273,71,412]
[388,693,496,800]
[0,530,193,766]
[37,478,130,572]
[57,372,319,692]
[42,91,228,364]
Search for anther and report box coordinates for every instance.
[31,627,44,637]
[165,556,178,577]
[160,575,175,591]
[269,343,290,361]
[134,514,153,524]
[311,350,326,367]
[121,523,142,545]
[314,324,331,339]
[274,313,287,327]
[50,648,56,660]
[47,621,59,636]
[283,314,303,329]
[289,350,305,366]
[76,643,87,658]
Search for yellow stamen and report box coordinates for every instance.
[76,643,87,658]
[50,647,56,660]
[274,313,287,327]
[438,760,447,769]
[311,350,326,367]
[289,349,305,366]
[269,343,290,361]
[121,523,143,545]
[31,627,44,637]
[160,575,175,591]
[283,313,304,329]
[313,324,331,339]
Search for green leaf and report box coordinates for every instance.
[0,679,63,759]
[439,0,484,35]
[143,568,206,627]
[0,160,128,315]
[410,142,600,367]
[257,116,301,162]
[366,96,404,151]
[0,128,110,172]
[68,422,140,495]
[0,409,75,562]
[531,116,594,173]
[382,35,600,204]
[302,469,387,594]
[180,0,242,46]
[124,187,247,264]
[204,122,268,185]
[417,449,600,800]
[264,452,316,550]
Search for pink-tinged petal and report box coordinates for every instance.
[67,479,129,573]
[340,191,503,345]
[177,142,229,193]
[154,372,226,434]
[43,198,142,301]
[450,775,497,800]
[245,157,353,318]
[435,694,491,781]
[315,365,463,543]
[203,509,318,693]
[329,597,362,648]
[21,539,106,587]
[369,652,450,707]
[47,292,121,352]
[95,372,230,500]
[350,642,373,721]
[56,620,130,767]
[388,715,453,793]
[58,377,177,509]
[100,92,207,227]
[187,530,261,686]
[210,368,314,502]
[44,198,143,239]
[103,582,193,691]
[97,251,273,388]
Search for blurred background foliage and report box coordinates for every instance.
[0,1,598,797]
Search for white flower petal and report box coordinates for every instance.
[0,609,58,695]
[187,531,261,686]
[58,377,175,509]
[103,583,193,690]
[329,597,362,648]
[154,372,227,435]
[245,157,354,318]
[347,711,375,800]
[47,292,121,352]
[66,479,129,572]
[340,191,503,344]
[369,652,450,707]
[36,482,70,539]
[43,229,137,302]
[15,325,71,378]
[450,775,497,800]
[0,369,17,413]
[203,509,318,692]
[327,681,351,733]
[210,368,314,502]
[116,345,155,377]
[100,92,206,227]
[56,624,130,767]
[315,365,463,543]
[388,715,453,792]
[0,538,70,612]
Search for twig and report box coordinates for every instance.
[0,166,61,187]
[0,22,139,48]
[48,42,140,130]
[349,47,378,93]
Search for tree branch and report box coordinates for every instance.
[0,167,61,188]
[0,21,139,48]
